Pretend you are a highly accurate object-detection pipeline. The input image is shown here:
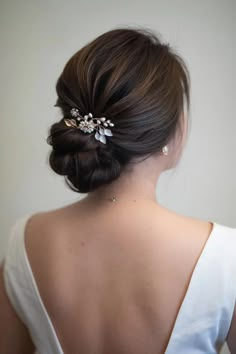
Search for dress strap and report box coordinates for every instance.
[165,222,236,353]
[3,214,64,354]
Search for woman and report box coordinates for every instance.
[1,27,236,354]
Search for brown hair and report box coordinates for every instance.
[47,26,190,193]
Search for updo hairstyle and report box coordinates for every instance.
[47,27,190,193]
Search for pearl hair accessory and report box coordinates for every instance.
[64,108,114,144]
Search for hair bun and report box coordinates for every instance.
[47,120,122,193]
[47,27,190,194]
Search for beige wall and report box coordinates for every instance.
[0,0,235,352]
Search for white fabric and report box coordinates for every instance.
[3,213,236,354]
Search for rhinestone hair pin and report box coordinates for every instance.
[64,108,114,144]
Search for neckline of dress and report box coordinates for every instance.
[164,220,218,352]
[20,213,64,353]
[20,214,218,354]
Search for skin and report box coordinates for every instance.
[1,123,235,353]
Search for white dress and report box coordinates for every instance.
[3,213,236,354]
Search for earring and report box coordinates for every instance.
[162,145,169,156]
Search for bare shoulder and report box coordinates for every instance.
[24,202,213,250]
[26,206,71,233]
[24,201,214,281]
[25,205,75,248]
[24,207,74,277]
[142,202,213,238]
[148,204,214,259]
[23,207,77,311]
[24,210,59,264]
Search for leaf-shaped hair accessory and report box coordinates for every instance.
[64,119,78,128]
[104,129,113,136]
[63,109,115,145]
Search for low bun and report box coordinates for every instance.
[47,120,123,193]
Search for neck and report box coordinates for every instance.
[84,163,162,204]
[87,187,158,203]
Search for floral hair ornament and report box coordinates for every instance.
[64,108,114,144]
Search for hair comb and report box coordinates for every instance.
[64,108,114,144]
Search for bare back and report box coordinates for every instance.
[24,199,213,354]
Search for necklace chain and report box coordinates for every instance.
[90,196,157,203]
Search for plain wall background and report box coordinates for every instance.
[0,1,235,353]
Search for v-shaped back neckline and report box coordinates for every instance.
[164,221,217,352]
[20,214,218,354]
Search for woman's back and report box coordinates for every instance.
[2,27,236,354]
[23,199,217,353]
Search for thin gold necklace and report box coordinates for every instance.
[89,196,157,203]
